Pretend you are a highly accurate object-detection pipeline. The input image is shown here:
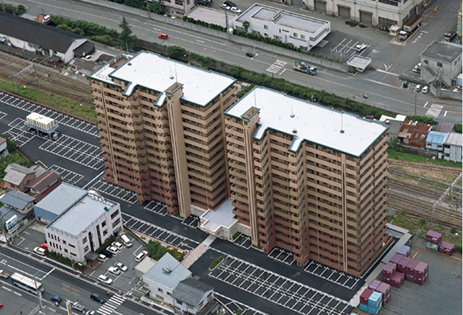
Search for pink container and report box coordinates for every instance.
[360,288,374,305]
[405,259,420,275]
[382,262,397,278]
[391,271,405,288]
[415,274,428,285]
[375,282,391,302]
[414,262,428,278]
[426,230,442,245]
[439,241,455,256]
[390,253,403,264]
[368,280,382,291]
[405,273,415,282]
[397,256,411,273]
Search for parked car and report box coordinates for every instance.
[415,84,422,92]
[355,43,368,52]
[158,33,168,40]
[108,266,121,276]
[107,246,118,255]
[98,275,113,285]
[33,247,46,256]
[114,262,128,272]
[51,296,62,304]
[422,86,429,94]
[40,243,48,250]
[72,301,85,312]
[111,241,123,251]
[246,51,255,58]
[90,293,106,304]
[231,7,241,13]
[413,62,421,73]
[98,254,107,262]
[402,80,409,88]
[135,250,148,262]
[100,249,113,258]
[224,0,235,7]
[220,3,230,9]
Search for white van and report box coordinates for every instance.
[120,234,132,247]
[135,251,148,262]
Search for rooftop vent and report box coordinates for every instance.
[162,267,172,274]
[128,62,132,66]
[292,128,297,134]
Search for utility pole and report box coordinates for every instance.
[34,273,43,309]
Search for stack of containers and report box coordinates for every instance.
[359,291,383,315]
[397,245,411,257]
[426,230,442,251]
[390,270,405,288]
[414,262,429,285]
[368,279,381,291]
[382,262,397,283]
[390,253,404,264]
[405,259,420,282]
[397,256,411,273]
[360,288,374,306]
[438,241,455,256]
[375,282,391,306]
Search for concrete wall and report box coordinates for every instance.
[78,0,347,73]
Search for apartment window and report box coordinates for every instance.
[103,229,108,236]
[293,32,297,37]
[437,62,442,67]
[158,288,163,293]
[301,34,305,39]
[112,218,121,228]
[82,237,88,244]
[264,25,268,29]
[84,246,89,252]
[70,252,77,257]
[102,221,107,227]
[64,249,68,253]
[69,243,76,248]
[63,240,66,245]
[111,210,120,219]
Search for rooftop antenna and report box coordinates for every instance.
[254,89,258,108]
[174,63,178,82]
[340,112,345,133]
[290,104,295,118]
[169,66,174,80]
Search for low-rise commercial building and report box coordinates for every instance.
[420,41,462,88]
[443,133,462,163]
[234,4,330,50]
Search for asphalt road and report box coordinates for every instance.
[11,0,463,124]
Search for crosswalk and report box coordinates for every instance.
[98,294,125,315]
[266,60,287,74]
[425,104,444,117]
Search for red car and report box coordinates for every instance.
[40,243,48,250]
[158,33,168,40]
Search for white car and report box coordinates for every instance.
[220,3,230,9]
[112,241,123,251]
[98,275,113,284]
[415,84,422,92]
[421,86,429,94]
[355,43,368,52]
[231,7,241,13]
[107,246,118,255]
[108,266,121,276]
[33,247,46,256]
[114,262,128,272]
[98,254,107,262]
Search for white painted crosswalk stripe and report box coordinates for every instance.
[425,104,444,117]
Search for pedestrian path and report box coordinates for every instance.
[98,294,125,315]
[182,235,216,268]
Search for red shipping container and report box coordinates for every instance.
[405,273,415,282]
[415,274,428,285]
[391,271,405,288]
[360,288,374,305]
[382,262,397,278]
[426,230,442,245]
[368,280,381,291]
[390,253,403,264]
[383,294,391,306]
[376,282,391,301]
[439,241,455,256]
[405,259,420,275]
[397,256,411,273]
[414,262,429,278]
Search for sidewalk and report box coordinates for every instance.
[181,235,216,268]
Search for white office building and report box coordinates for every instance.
[303,0,423,28]
[234,4,330,50]
[44,190,122,264]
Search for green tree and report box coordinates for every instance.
[242,21,250,33]
[118,17,138,51]
[167,46,188,60]
[453,124,462,133]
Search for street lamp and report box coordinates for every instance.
[34,273,43,308]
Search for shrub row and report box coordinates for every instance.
[209,256,224,270]
[146,239,184,261]
[182,16,227,32]
[3,4,26,15]
[45,251,86,271]
[95,234,117,254]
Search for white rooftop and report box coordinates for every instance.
[91,51,236,107]
[226,87,387,156]
[200,198,236,232]
[237,4,329,33]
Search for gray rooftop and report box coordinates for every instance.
[35,183,87,217]
[173,278,214,307]
[347,55,372,70]
[237,4,329,33]
[200,198,236,232]
[144,253,191,290]
[91,51,236,107]
[48,193,118,239]
[0,190,35,210]
[0,11,87,53]
[421,41,462,64]
[0,206,26,223]
[4,163,35,186]
[444,132,462,146]
[226,87,388,156]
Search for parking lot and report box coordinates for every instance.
[304,261,361,290]
[122,213,198,252]
[210,256,353,315]
[90,179,139,204]
[35,162,85,185]
[144,199,168,215]
[234,234,252,249]
[215,292,267,315]
[0,91,99,137]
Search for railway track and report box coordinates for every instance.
[389,159,462,177]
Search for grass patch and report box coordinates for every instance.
[173,213,185,219]
[0,77,96,122]
[251,244,262,250]
[209,256,224,270]
[387,148,462,168]
[232,232,242,240]
[146,239,184,261]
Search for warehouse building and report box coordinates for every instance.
[234,4,330,50]
[90,51,237,217]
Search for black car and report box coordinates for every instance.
[224,0,235,7]
[100,249,113,258]
[90,293,106,304]
[246,52,255,58]
[402,80,409,88]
